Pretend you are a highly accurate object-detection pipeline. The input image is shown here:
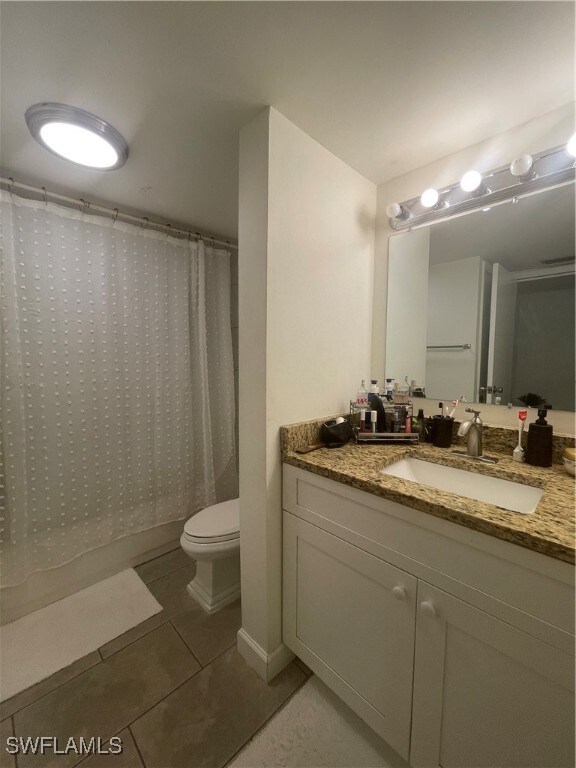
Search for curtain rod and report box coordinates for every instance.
[0,176,238,251]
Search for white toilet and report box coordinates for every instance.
[180,498,240,614]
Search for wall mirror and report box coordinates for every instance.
[385,181,575,411]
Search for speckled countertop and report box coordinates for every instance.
[281,420,575,564]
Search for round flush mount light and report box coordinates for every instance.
[25,103,128,170]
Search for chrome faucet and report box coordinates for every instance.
[458,408,483,456]
[453,408,498,464]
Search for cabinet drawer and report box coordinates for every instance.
[283,464,575,640]
[283,511,416,759]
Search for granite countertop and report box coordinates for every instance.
[283,441,575,564]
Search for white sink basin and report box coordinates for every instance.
[380,458,542,514]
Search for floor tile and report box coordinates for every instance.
[14,623,200,768]
[130,647,306,768]
[99,565,197,659]
[135,549,191,585]
[0,717,16,768]
[78,729,143,768]
[0,652,101,721]
[171,599,241,667]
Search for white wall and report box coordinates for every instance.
[386,228,429,388]
[238,107,376,679]
[372,102,575,433]
[426,256,482,401]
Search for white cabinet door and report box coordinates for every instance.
[411,582,575,768]
[283,512,417,760]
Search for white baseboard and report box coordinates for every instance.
[237,627,294,682]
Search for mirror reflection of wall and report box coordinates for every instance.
[385,183,575,411]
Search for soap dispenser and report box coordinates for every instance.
[525,409,553,467]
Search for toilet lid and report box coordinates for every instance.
[183,498,239,543]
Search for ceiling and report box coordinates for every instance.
[1,1,574,240]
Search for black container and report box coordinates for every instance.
[432,416,454,448]
[368,392,387,432]
[525,409,553,467]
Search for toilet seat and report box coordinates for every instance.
[183,498,239,545]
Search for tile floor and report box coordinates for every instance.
[1,550,310,768]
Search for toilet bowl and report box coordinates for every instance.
[180,498,240,614]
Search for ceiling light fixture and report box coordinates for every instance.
[510,154,536,182]
[25,103,128,170]
[567,133,576,158]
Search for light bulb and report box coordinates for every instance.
[460,170,482,192]
[510,154,534,178]
[385,202,409,220]
[420,188,439,208]
[567,133,576,157]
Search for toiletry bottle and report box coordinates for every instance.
[405,407,412,433]
[364,409,372,432]
[525,409,553,467]
[356,380,368,407]
[416,408,426,441]
[368,380,379,396]
[412,407,424,436]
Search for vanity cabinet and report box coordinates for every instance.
[283,512,416,758]
[411,581,574,768]
[282,464,575,767]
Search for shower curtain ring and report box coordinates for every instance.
[165,224,172,238]
[141,217,149,230]
[113,208,119,222]
[8,177,14,194]
[188,230,192,242]
[196,232,201,242]
[80,199,89,215]
[42,187,48,205]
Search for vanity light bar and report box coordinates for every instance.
[387,144,575,231]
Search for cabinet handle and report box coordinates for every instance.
[392,585,406,601]
[420,600,437,617]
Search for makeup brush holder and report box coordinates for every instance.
[432,416,454,448]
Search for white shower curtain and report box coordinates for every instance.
[0,191,237,586]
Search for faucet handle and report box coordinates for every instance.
[465,408,482,419]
